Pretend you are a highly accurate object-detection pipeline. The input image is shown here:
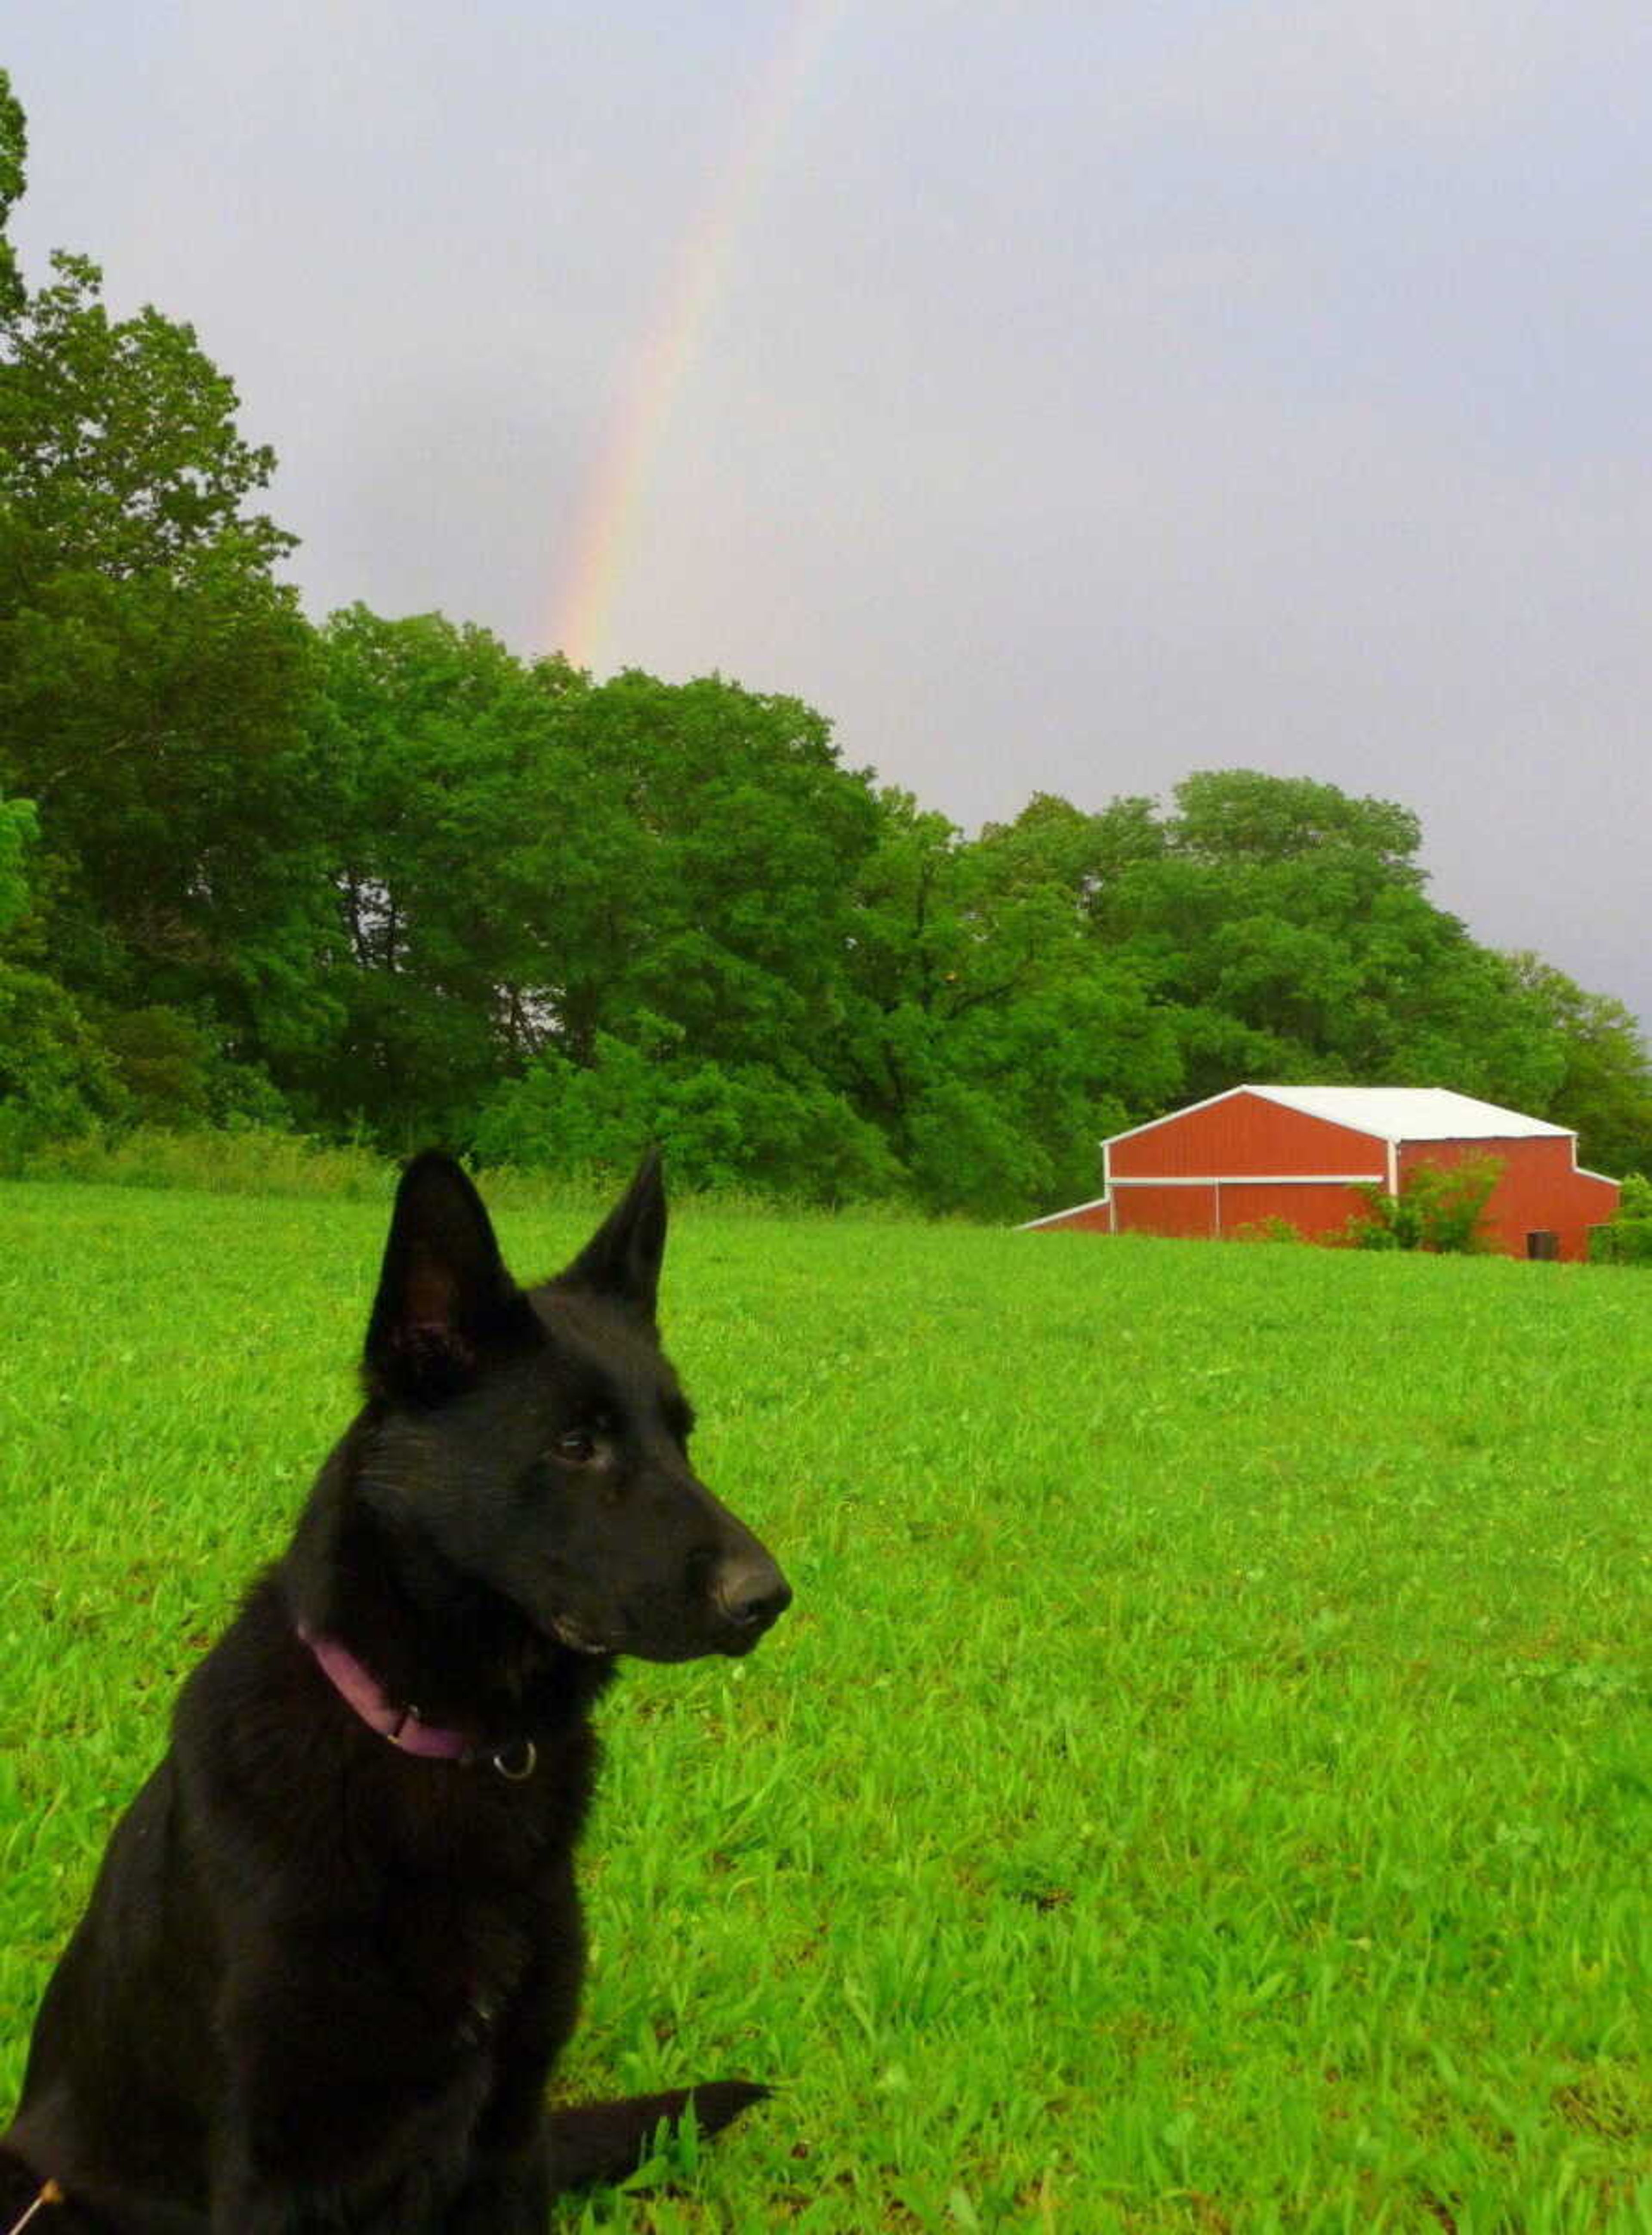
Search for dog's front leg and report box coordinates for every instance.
[209,1953,482,2234]
[441,1948,576,2232]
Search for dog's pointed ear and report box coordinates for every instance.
[365,1152,539,1403]
[558,1148,667,1322]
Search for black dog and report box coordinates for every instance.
[2,1151,789,2231]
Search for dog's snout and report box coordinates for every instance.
[712,1552,792,1636]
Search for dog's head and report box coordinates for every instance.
[356,1150,790,1664]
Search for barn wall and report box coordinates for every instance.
[1112,1184,1218,1238]
[1030,1201,1113,1234]
[1110,1090,1386,1180]
[1398,1138,1619,1262]
[1217,1181,1368,1241]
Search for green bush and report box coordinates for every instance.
[93,1006,291,1131]
[1347,1155,1503,1254]
[0,960,131,1166]
[0,787,133,1162]
[473,1036,905,1207]
[0,791,37,937]
[1589,1171,1652,1264]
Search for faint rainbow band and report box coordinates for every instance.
[550,0,851,672]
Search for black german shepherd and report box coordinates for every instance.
[1,1151,789,2231]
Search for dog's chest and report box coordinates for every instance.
[387,1876,546,2050]
[334,1730,593,2058]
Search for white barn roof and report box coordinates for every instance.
[1241,1085,1572,1143]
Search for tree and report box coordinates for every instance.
[538,669,883,1071]
[0,71,25,317]
[1169,769,1424,876]
[5,74,1643,1216]
[1091,771,1573,1115]
[0,784,34,936]
[0,79,321,1064]
[474,1033,901,1202]
[288,607,580,1136]
[1501,953,1652,1178]
[293,626,889,1149]
[833,792,1182,1214]
[0,780,126,1156]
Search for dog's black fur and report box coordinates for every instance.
[1,1152,789,2231]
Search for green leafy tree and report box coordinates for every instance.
[474,1032,900,1202]
[1093,771,1572,1113]
[1500,953,1652,1178]
[0,79,322,1064]
[0,780,127,1157]
[299,625,886,1150]
[0,71,25,317]
[1170,769,1424,873]
[538,669,882,1070]
[835,792,1182,1214]
[0,784,34,935]
[291,607,577,1136]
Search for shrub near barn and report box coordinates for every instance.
[1590,1171,1652,1264]
[1346,1156,1504,1254]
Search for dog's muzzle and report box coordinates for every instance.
[711,1551,792,1647]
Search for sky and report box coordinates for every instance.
[7,1,1650,1033]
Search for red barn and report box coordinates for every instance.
[1023,1085,1620,1262]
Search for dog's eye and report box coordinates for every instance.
[555,1428,598,1465]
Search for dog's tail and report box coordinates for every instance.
[546,2080,769,2192]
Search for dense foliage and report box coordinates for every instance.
[1346,1156,1504,1255]
[1590,1171,1652,1265]
[3,71,1649,1209]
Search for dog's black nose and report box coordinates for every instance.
[713,1554,792,1634]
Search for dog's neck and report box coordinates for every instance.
[298,1625,478,1760]
[282,1425,613,1757]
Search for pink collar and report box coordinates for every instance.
[298,1626,540,1779]
[299,1625,477,1760]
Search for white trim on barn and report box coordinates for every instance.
[1019,1194,1111,1230]
[1094,1084,1253,1154]
[1107,1172,1381,1187]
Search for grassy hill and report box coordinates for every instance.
[0,1181,1647,2230]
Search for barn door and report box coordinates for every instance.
[1112,1184,1219,1239]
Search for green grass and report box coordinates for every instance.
[0,1180,1648,2232]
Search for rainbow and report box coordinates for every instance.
[549,0,850,673]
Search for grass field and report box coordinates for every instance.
[0,1179,1648,2232]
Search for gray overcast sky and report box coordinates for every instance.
[8,1,1650,1031]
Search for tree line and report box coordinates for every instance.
[3,71,1648,1214]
